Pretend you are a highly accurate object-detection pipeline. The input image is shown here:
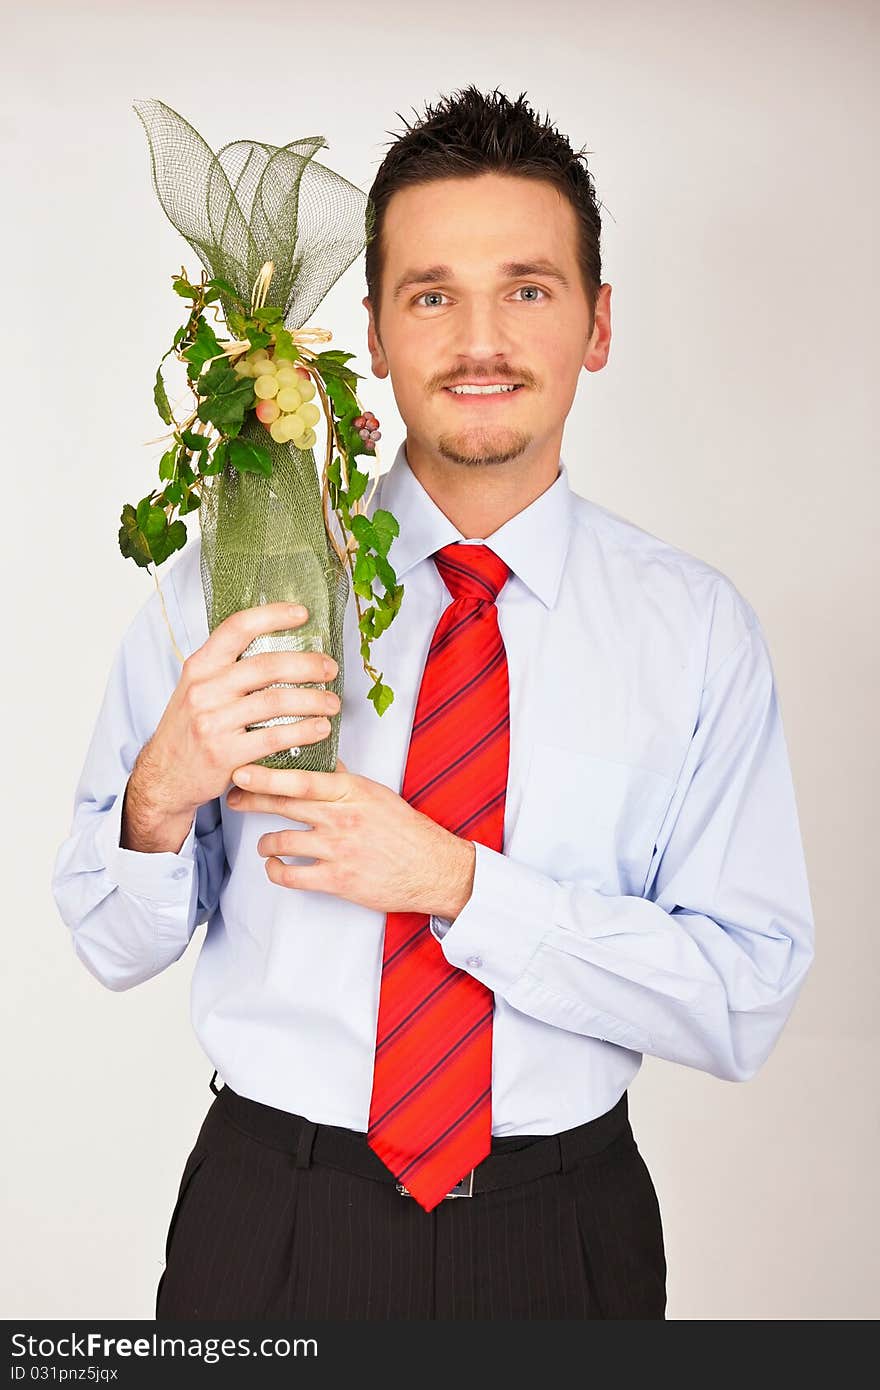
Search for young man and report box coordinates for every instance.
[52,86,814,1320]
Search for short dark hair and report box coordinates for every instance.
[365,85,603,334]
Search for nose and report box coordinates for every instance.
[451,294,515,365]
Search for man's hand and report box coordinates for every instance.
[225,757,476,919]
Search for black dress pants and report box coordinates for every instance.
[155,1077,666,1320]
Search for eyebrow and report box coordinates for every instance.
[392,258,572,300]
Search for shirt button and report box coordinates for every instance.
[172,866,188,880]
[466,954,483,969]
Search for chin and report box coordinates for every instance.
[435,427,532,468]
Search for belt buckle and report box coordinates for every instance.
[396,1169,475,1199]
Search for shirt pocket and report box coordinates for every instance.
[508,740,676,897]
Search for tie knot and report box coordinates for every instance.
[432,543,511,603]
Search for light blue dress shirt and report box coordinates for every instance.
[52,443,815,1133]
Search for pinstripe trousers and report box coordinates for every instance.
[155,1081,667,1320]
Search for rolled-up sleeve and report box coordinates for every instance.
[51,570,226,992]
[438,617,815,1082]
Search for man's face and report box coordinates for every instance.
[363,172,610,471]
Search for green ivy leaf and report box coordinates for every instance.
[374,553,397,591]
[272,326,299,362]
[227,436,272,478]
[367,678,394,716]
[118,504,152,568]
[172,276,201,300]
[347,465,368,504]
[181,429,210,452]
[315,349,364,391]
[205,277,243,304]
[202,439,228,476]
[153,366,173,425]
[252,305,285,326]
[158,445,177,482]
[371,508,400,558]
[182,315,224,378]
[197,358,255,436]
[349,513,378,549]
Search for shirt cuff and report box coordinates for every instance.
[93,784,198,905]
[435,841,559,994]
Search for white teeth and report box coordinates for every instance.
[448,384,519,394]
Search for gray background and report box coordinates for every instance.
[4,0,876,1319]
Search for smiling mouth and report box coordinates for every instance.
[443,384,524,398]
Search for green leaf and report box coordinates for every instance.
[247,327,272,351]
[149,515,189,565]
[178,491,201,516]
[352,547,377,600]
[158,445,177,482]
[349,513,378,549]
[315,349,364,392]
[252,305,285,326]
[178,457,196,487]
[172,276,200,300]
[371,508,400,558]
[227,310,248,338]
[196,357,255,436]
[367,678,394,716]
[165,480,184,505]
[321,371,358,420]
[227,436,272,478]
[153,366,173,425]
[143,505,167,543]
[205,277,243,304]
[374,553,397,591]
[118,504,152,568]
[202,439,228,476]
[346,465,369,503]
[182,315,223,378]
[272,326,299,362]
[181,429,210,452]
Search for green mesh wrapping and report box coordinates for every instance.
[134,98,367,771]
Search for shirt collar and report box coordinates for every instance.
[372,440,576,610]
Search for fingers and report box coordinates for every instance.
[195,602,310,673]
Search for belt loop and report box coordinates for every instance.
[294,1118,318,1169]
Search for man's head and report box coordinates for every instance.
[362,86,611,476]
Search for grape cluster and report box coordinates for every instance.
[233,349,320,449]
[353,412,381,453]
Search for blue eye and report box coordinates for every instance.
[417,292,447,307]
[516,285,546,301]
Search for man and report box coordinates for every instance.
[52,86,815,1320]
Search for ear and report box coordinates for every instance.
[363,296,389,380]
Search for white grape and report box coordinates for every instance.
[276,386,302,412]
[283,411,306,440]
[296,377,317,403]
[299,426,317,449]
[298,401,320,428]
[269,417,289,444]
[254,374,280,400]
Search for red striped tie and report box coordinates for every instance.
[367,542,512,1212]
